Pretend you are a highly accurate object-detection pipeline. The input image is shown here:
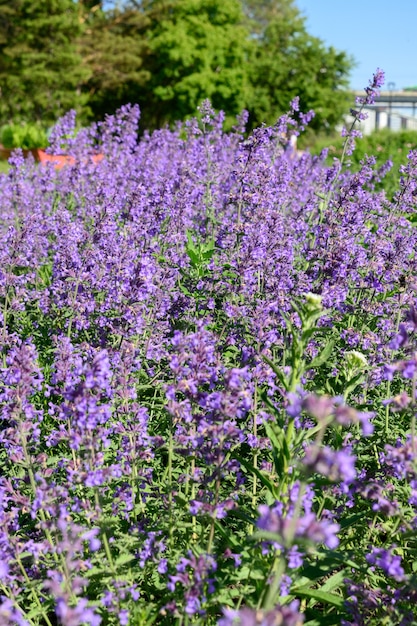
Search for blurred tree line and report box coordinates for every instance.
[0,0,354,132]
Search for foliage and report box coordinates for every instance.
[307,127,417,199]
[242,0,353,131]
[82,0,352,132]
[0,122,48,150]
[3,72,417,625]
[0,0,90,124]
[79,3,151,120]
[0,0,353,133]
[116,0,250,130]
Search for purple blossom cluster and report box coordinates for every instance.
[1,74,417,624]
[257,482,340,559]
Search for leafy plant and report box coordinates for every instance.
[306,127,417,199]
[1,73,417,626]
[0,123,48,150]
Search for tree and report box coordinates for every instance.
[78,0,103,8]
[78,4,151,120]
[0,0,91,124]
[242,0,354,131]
[0,0,353,132]
[242,0,304,34]
[130,0,251,130]
[86,0,352,133]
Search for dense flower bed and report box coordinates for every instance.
[1,70,417,625]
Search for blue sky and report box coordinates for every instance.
[297,0,417,91]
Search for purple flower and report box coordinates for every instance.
[257,483,340,551]
[0,598,29,626]
[55,597,102,626]
[81,528,101,552]
[381,436,417,480]
[303,444,356,483]
[302,394,335,421]
[218,601,304,626]
[406,304,417,330]
[334,404,374,435]
[0,561,10,578]
[388,323,408,350]
[4,83,417,626]
[118,610,129,626]
[356,68,385,107]
[168,552,217,616]
[366,547,405,582]
[287,545,304,569]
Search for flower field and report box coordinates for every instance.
[1,71,417,625]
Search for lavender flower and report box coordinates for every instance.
[302,444,356,483]
[257,483,340,552]
[55,597,102,626]
[366,547,405,582]
[0,599,29,626]
[356,68,385,106]
[218,601,304,626]
[1,76,417,624]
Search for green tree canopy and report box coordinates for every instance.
[88,0,353,133]
[79,3,150,120]
[132,0,251,130]
[0,0,91,124]
[0,0,354,134]
[243,0,354,131]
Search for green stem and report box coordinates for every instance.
[167,425,174,550]
[206,472,221,555]
[262,555,286,610]
[257,558,277,610]
[263,482,306,610]
[412,374,416,455]
[252,382,259,521]
[14,554,54,626]
[385,379,391,437]
[94,490,116,573]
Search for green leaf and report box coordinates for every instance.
[300,550,359,580]
[263,420,283,451]
[292,586,345,609]
[403,212,417,224]
[308,340,335,369]
[186,248,200,267]
[339,512,367,531]
[213,519,240,548]
[115,552,136,567]
[343,372,365,398]
[252,529,283,544]
[319,569,348,593]
[262,354,289,390]
[234,454,278,497]
[26,605,54,620]
[85,565,111,579]
[301,327,319,343]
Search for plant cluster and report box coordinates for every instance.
[0,0,352,132]
[307,127,417,200]
[0,123,48,150]
[0,0,90,124]
[1,71,417,625]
